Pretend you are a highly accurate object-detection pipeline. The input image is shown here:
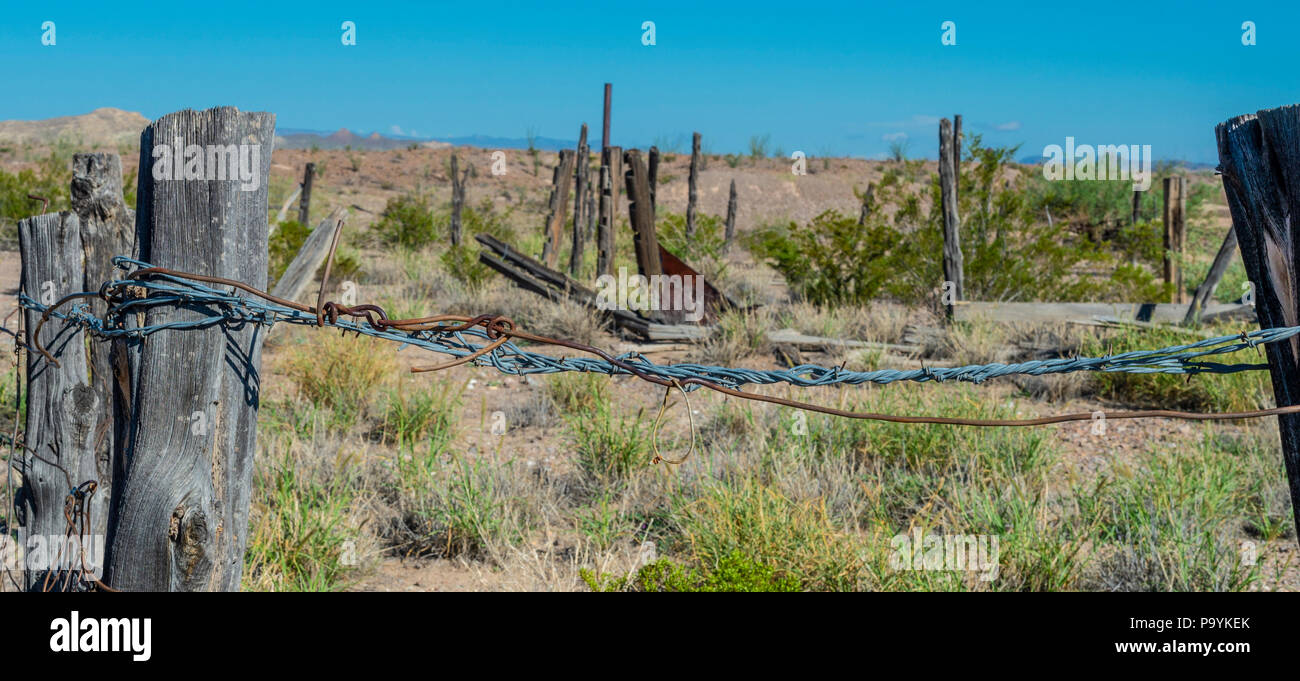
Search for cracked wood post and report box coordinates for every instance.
[1216,103,1300,540]
[1183,227,1239,326]
[72,153,135,546]
[724,178,738,252]
[297,162,314,226]
[1163,176,1186,303]
[541,149,575,268]
[686,132,701,237]
[570,125,589,276]
[952,114,961,207]
[16,152,134,590]
[597,146,622,278]
[18,212,100,590]
[106,107,274,591]
[939,117,963,318]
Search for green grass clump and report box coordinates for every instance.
[582,550,800,592]
[244,446,364,592]
[379,379,463,449]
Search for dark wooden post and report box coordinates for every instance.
[952,114,962,206]
[601,83,612,153]
[570,125,589,276]
[857,182,875,226]
[1131,189,1142,225]
[1163,176,1186,303]
[1183,227,1240,325]
[449,153,469,247]
[1216,104,1300,539]
[647,146,660,214]
[724,178,738,251]
[106,106,275,591]
[939,118,963,314]
[297,162,315,226]
[597,146,622,278]
[686,132,701,237]
[541,149,575,268]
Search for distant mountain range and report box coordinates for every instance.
[275,127,579,152]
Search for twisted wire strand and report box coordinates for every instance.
[15,255,1300,428]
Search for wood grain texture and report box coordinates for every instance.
[270,207,348,303]
[1216,104,1300,539]
[1163,176,1186,303]
[71,152,135,546]
[107,107,274,591]
[18,211,100,590]
[541,149,575,268]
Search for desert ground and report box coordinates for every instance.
[1,111,1296,591]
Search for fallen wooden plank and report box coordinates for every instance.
[271,207,348,304]
[1068,315,1217,339]
[954,301,1255,324]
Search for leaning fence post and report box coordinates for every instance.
[1216,103,1300,540]
[939,117,963,317]
[105,107,274,591]
[647,146,660,214]
[1183,226,1239,325]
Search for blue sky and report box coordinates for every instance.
[2,1,1297,163]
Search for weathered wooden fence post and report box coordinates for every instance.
[19,212,100,590]
[601,83,612,153]
[1183,227,1239,325]
[1131,189,1142,225]
[625,149,680,323]
[952,114,962,206]
[724,178,738,251]
[597,146,622,278]
[541,149,575,268]
[686,132,701,237]
[449,153,468,247]
[17,152,134,590]
[1216,103,1300,539]
[939,118,963,317]
[105,107,274,591]
[570,125,589,276]
[1163,176,1186,303]
[297,162,315,226]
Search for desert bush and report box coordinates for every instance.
[373,194,437,249]
[746,136,1169,306]
[656,211,729,282]
[582,550,799,592]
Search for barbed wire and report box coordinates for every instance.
[15,254,1300,430]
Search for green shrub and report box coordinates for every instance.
[373,194,437,249]
[582,550,800,592]
[656,211,729,281]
